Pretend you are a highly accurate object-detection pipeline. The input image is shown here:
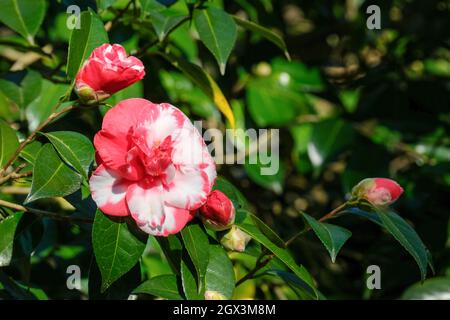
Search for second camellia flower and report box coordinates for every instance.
[89,98,217,236]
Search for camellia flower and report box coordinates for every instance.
[75,44,145,104]
[351,178,404,207]
[89,98,216,236]
[199,190,235,230]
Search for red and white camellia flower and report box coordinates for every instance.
[75,44,145,104]
[89,98,216,236]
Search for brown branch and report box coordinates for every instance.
[0,199,92,224]
[236,202,349,286]
[0,104,75,177]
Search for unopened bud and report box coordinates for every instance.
[220,226,251,252]
[199,190,235,231]
[351,178,404,207]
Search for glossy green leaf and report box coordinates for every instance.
[150,11,187,42]
[205,245,235,299]
[0,213,23,267]
[96,0,116,10]
[242,210,285,248]
[377,209,429,280]
[233,16,289,59]
[194,6,237,74]
[235,210,317,298]
[92,210,147,292]
[180,257,202,300]
[307,118,354,171]
[0,119,19,168]
[133,275,183,300]
[246,76,309,127]
[66,9,108,79]
[156,235,182,275]
[89,259,141,300]
[43,131,94,180]
[25,143,82,203]
[302,213,352,263]
[0,0,46,43]
[25,80,69,131]
[180,223,209,291]
[401,277,450,300]
[265,269,319,300]
[19,140,42,165]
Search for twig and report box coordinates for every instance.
[236,202,349,286]
[0,199,92,224]
[0,104,75,177]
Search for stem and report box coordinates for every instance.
[236,202,349,286]
[0,199,92,224]
[0,103,75,177]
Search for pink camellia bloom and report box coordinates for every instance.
[75,44,145,104]
[199,190,235,230]
[89,98,216,236]
[352,178,404,206]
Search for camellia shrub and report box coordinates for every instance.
[0,0,448,300]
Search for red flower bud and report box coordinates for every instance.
[75,44,145,104]
[199,190,235,230]
[352,178,404,206]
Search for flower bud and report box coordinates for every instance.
[199,190,235,230]
[75,44,145,105]
[351,178,404,206]
[204,291,226,300]
[220,226,251,252]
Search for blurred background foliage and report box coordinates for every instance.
[0,0,449,299]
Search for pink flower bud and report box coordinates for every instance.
[221,226,251,252]
[199,190,235,230]
[75,44,145,104]
[352,178,404,206]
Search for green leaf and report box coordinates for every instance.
[150,11,187,42]
[0,213,23,267]
[19,140,42,165]
[0,119,19,168]
[21,70,43,108]
[133,275,183,300]
[0,0,46,43]
[66,9,108,79]
[376,209,429,281]
[302,213,352,263]
[92,210,147,292]
[246,76,309,127]
[307,118,354,171]
[193,6,237,75]
[25,80,69,131]
[235,210,317,299]
[156,235,182,275]
[265,269,319,300]
[96,0,116,10]
[89,259,141,300]
[205,245,235,299]
[25,144,81,203]
[43,131,94,180]
[160,52,235,127]
[180,223,209,292]
[180,257,202,300]
[233,16,289,59]
[242,210,285,248]
[401,277,450,300]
